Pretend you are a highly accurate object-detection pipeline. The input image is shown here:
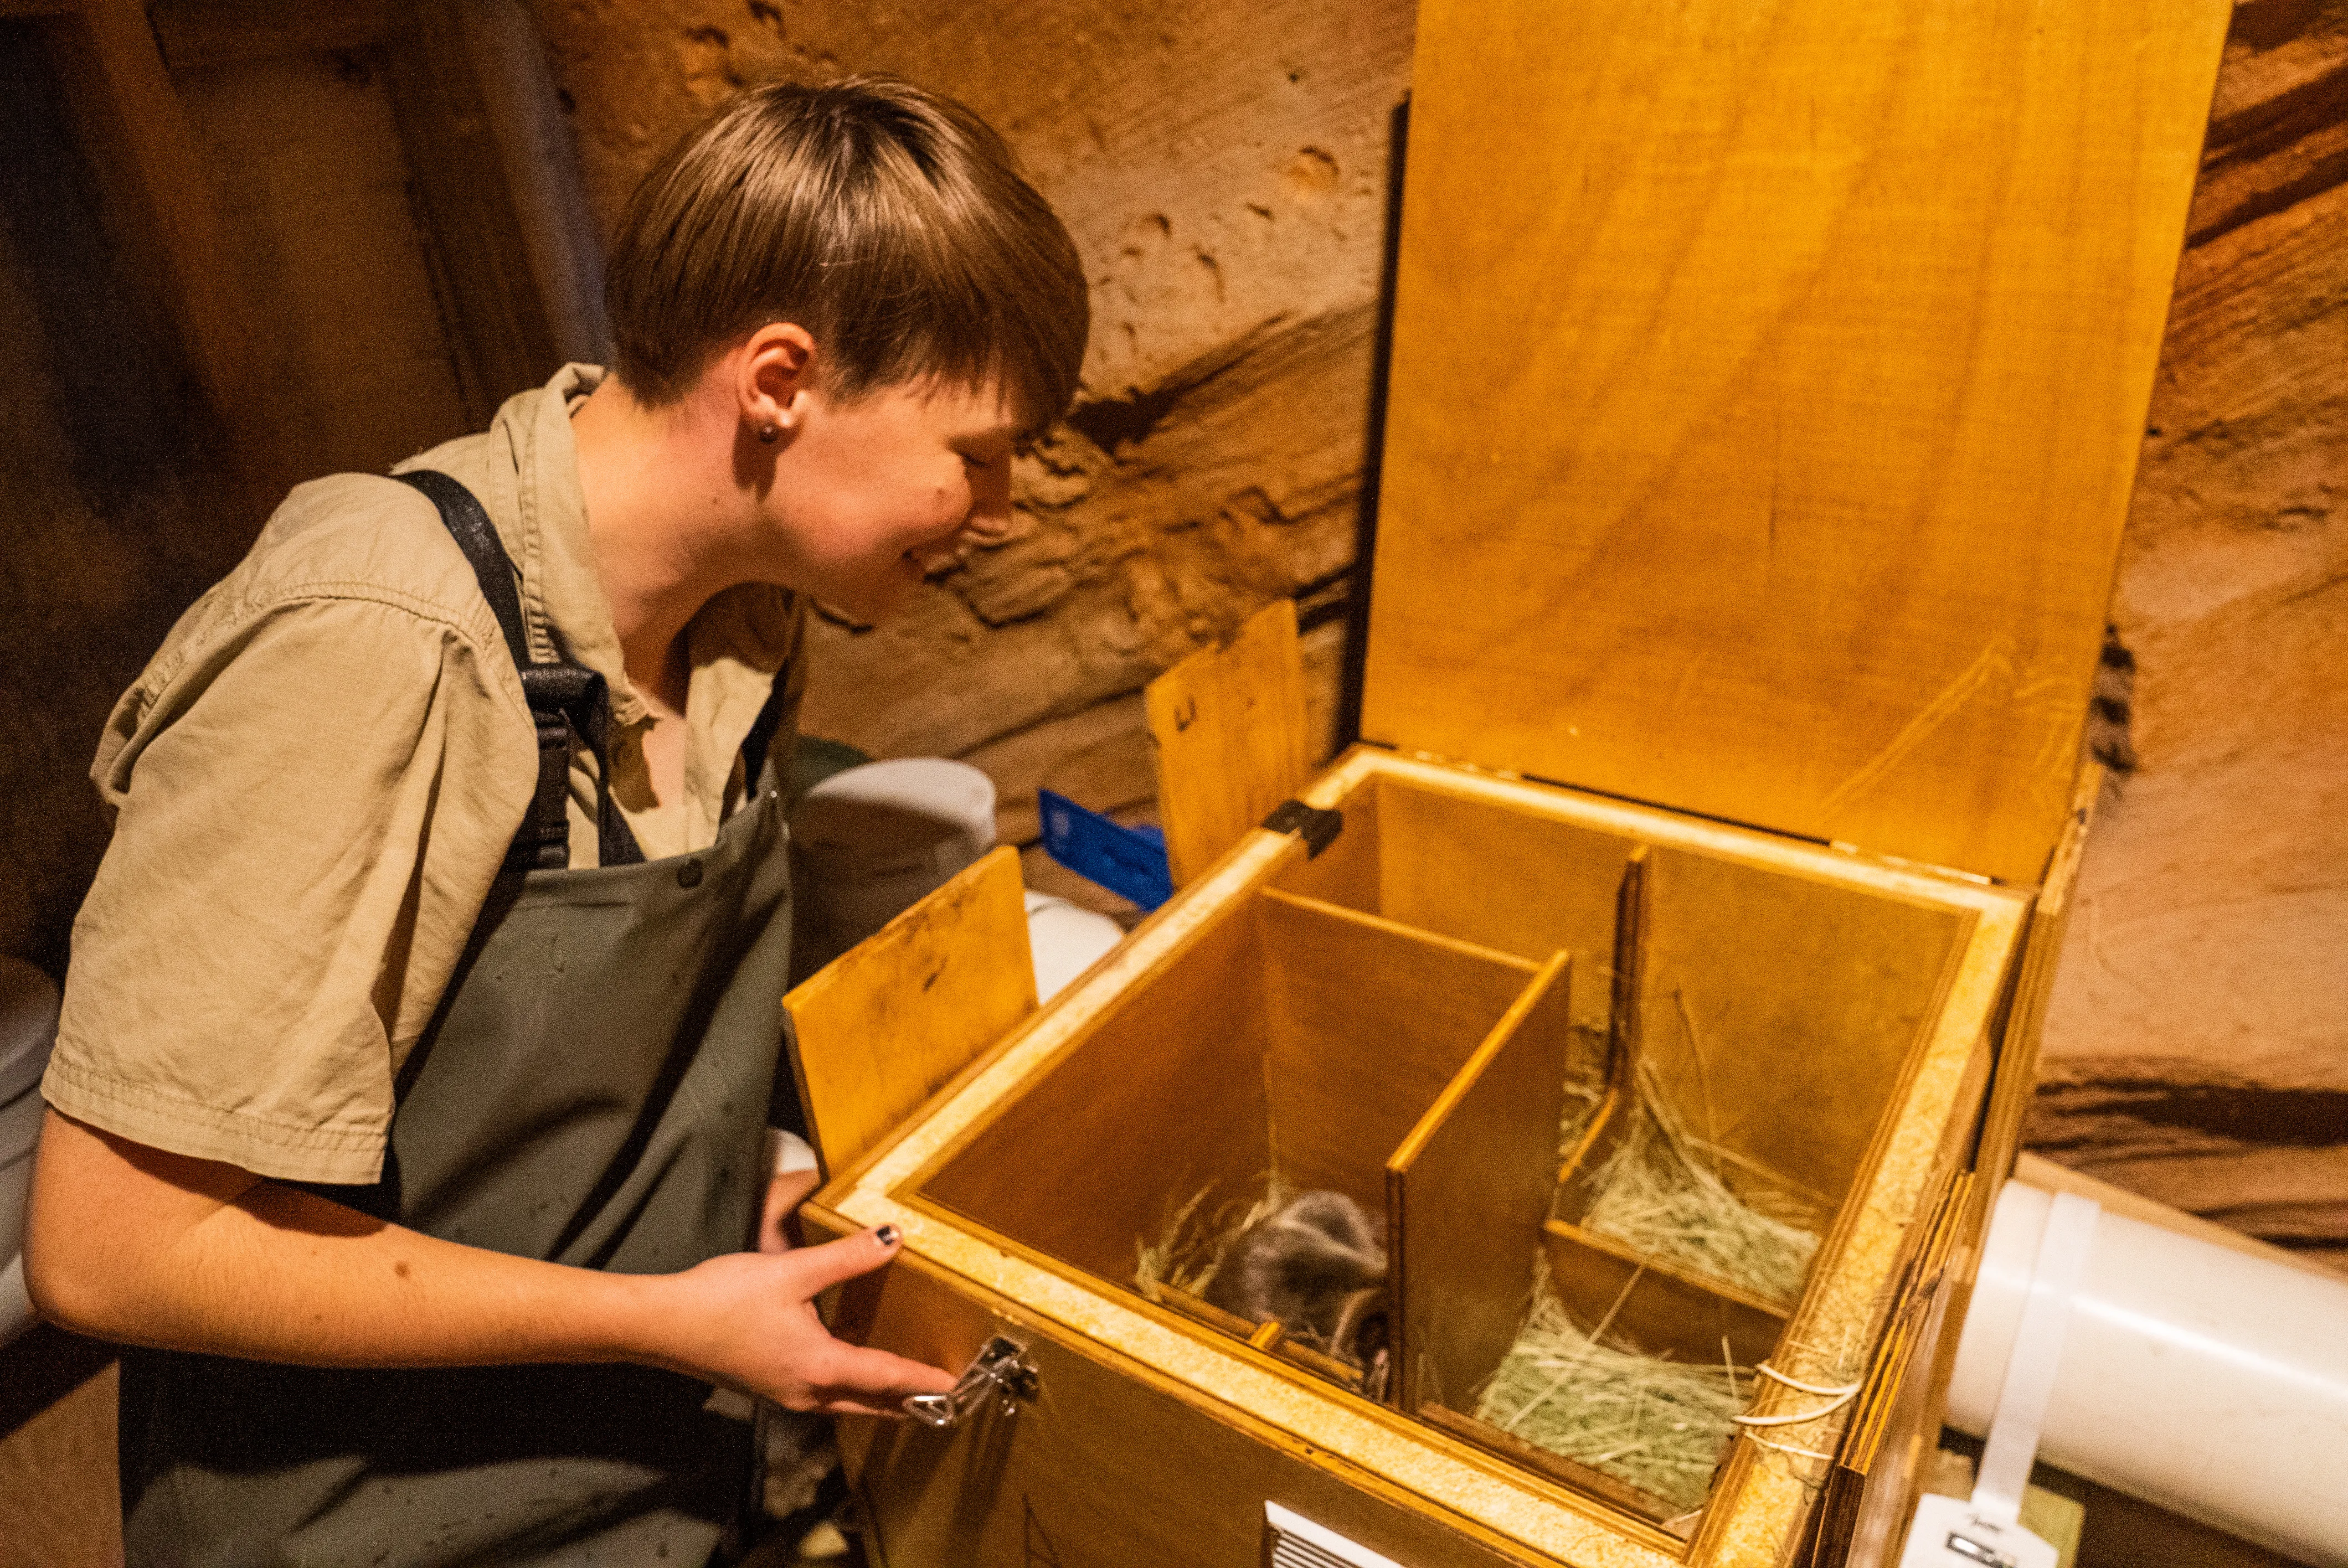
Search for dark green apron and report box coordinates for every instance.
[119,472,799,1567]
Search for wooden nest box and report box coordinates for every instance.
[786,1,2231,1562]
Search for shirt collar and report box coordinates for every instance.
[504,363,650,728]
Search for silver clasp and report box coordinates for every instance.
[1945,1532,2017,1568]
[903,1335,1038,1428]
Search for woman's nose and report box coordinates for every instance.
[961,467,1015,545]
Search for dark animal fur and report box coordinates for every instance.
[1203,1190,1389,1356]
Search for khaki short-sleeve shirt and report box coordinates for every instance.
[44,365,805,1184]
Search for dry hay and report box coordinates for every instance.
[1133,1176,1286,1303]
[1577,1056,1823,1310]
[1474,1283,1749,1515]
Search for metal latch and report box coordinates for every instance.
[903,1335,1038,1428]
[1944,1533,2016,1568]
[1261,799,1343,858]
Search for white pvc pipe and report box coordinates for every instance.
[1948,1180,2348,1565]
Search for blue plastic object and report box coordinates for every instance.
[1038,789,1173,911]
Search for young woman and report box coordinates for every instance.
[27,76,1087,1565]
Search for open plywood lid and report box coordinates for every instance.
[1361,0,2231,885]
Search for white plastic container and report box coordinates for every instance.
[1949,1179,2348,1565]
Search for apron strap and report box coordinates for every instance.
[739,672,793,798]
[392,470,645,871]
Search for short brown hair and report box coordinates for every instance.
[604,76,1088,426]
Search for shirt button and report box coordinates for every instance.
[677,859,704,889]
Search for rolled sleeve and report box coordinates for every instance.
[45,592,533,1184]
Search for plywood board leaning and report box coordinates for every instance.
[1147,597,1311,888]
[783,845,1036,1178]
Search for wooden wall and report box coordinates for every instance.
[2029,0,2348,1271]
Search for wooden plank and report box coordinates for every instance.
[1388,951,1572,1415]
[1146,597,1311,888]
[1364,0,2234,884]
[783,846,1036,1180]
[1260,888,1539,1214]
[1973,762,2102,1193]
[42,0,281,508]
[1419,1401,1681,1525]
[1798,1171,1974,1568]
[1541,1223,1790,1366]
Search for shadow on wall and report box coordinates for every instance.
[1,0,609,981]
[0,20,243,979]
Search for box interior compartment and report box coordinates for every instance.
[919,883,1551,1389]
[1273,772,1635,1033]
[1423,1227,1789,1526]
[915,763,1985,1522]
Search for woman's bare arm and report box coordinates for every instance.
[24,1108,952,1415]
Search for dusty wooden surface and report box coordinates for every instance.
[1261,889,1540,1213]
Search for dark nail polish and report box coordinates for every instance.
[876,1224,901,1247]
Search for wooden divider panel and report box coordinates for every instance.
[1278,773,1634,1031]
[784,847,1037,1180]
[1260,889,1539,1214]
[1541,1224,1788,1369]
[1387,952,1573,1414]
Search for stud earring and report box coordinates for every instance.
[757,424,780,444]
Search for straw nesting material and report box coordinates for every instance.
[1578,1066,1821,1308]
[1134,1179,1286,1302]
[1474,1289,1749,1515]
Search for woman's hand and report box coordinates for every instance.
[646,1227,956,1415]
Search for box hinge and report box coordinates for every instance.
[1261,798,1344,858]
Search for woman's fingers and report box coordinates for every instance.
[810,1337,958,1400]
[779,1225,907,1297]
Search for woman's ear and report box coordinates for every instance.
[738,322,819,441]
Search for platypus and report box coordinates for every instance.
[1204,1190,1389,1363]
